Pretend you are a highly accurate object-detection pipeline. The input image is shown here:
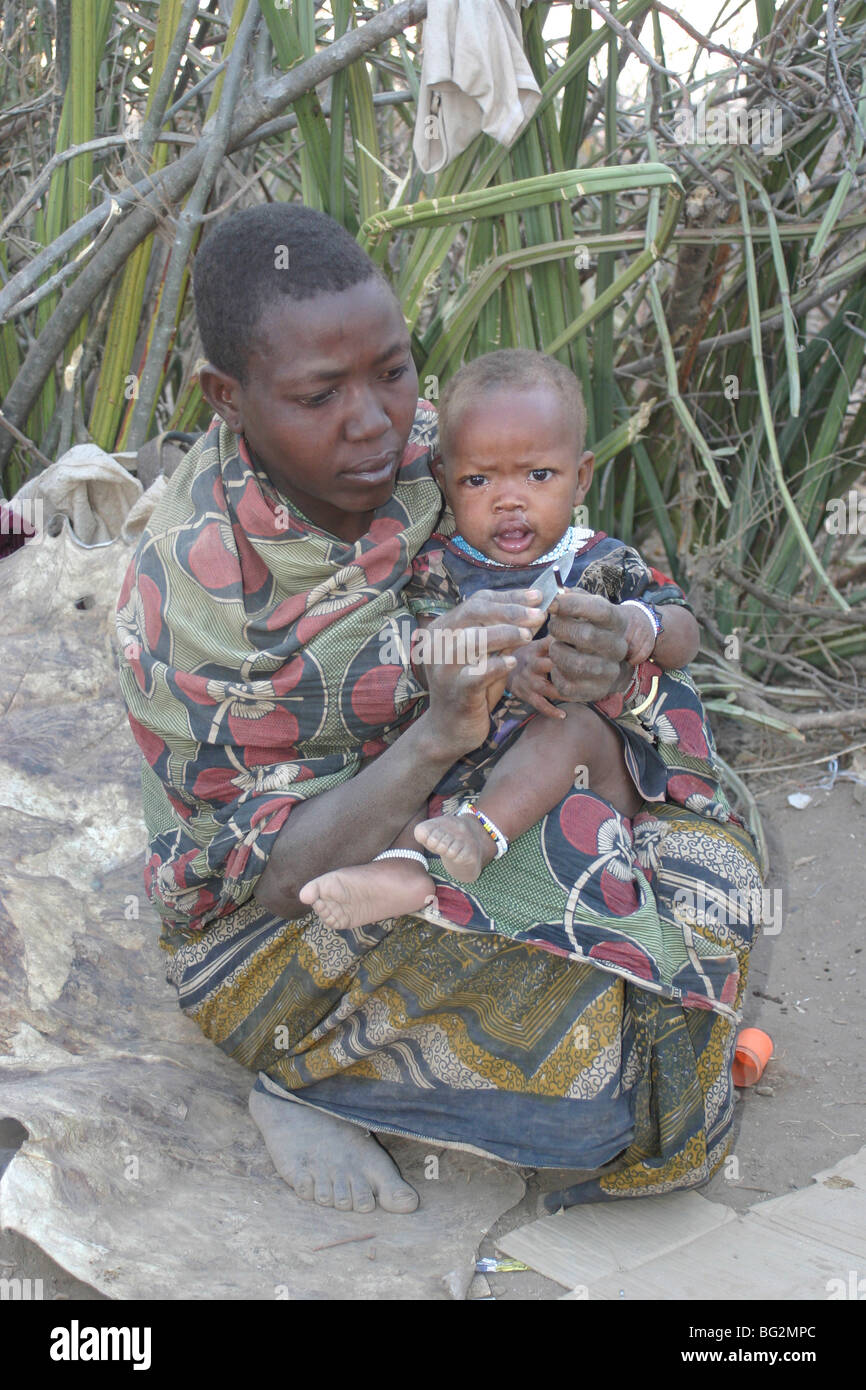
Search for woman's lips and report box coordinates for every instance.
[493,526,534,553]
[341,452,398,485]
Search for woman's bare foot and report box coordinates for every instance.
[249,1088,419,1213]
[414,812,497,883]
[299,857,435,931]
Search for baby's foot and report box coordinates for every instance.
[299,858,435,931]
[414,812,497,883]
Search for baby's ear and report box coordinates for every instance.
[575,449,595,498]
[431,454,445,485]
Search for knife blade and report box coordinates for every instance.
[533,544,576,612]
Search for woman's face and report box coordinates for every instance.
[200,277,419,542]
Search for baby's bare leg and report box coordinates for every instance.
[299,810,435,931]
[480,703,642,830]
[416,704,640,882]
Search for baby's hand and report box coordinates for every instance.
[623,606,657,665]
[508,636,566,719]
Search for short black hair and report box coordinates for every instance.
[438,349,587,460]
[193,202,385,383]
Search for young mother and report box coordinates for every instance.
[117,203,762,1216]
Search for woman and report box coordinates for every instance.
[116,203,763,1216]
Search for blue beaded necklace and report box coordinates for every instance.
[450,524,591,568]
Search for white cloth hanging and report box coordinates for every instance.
[413,0,542,174]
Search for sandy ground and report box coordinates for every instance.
[2,761,864,1301]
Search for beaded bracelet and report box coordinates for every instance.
[621,598,663,649]
[456,801,509,859]
[374,849,429,868]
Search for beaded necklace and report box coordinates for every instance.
[450,524,594,569]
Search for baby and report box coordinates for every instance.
[300,349,703,932]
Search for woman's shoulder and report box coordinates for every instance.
[396,398,440,483]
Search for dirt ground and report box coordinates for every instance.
[2,726,864,1301]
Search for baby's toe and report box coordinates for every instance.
[451,837,477,862]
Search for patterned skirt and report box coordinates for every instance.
[161,792,763,1204]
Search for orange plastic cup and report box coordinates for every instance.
[732,1027,773,1087]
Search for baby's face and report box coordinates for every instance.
[437,385,593,566]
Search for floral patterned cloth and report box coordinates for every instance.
[116,402,441,934]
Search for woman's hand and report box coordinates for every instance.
[425,588,545,753]
[547,590,632,703]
